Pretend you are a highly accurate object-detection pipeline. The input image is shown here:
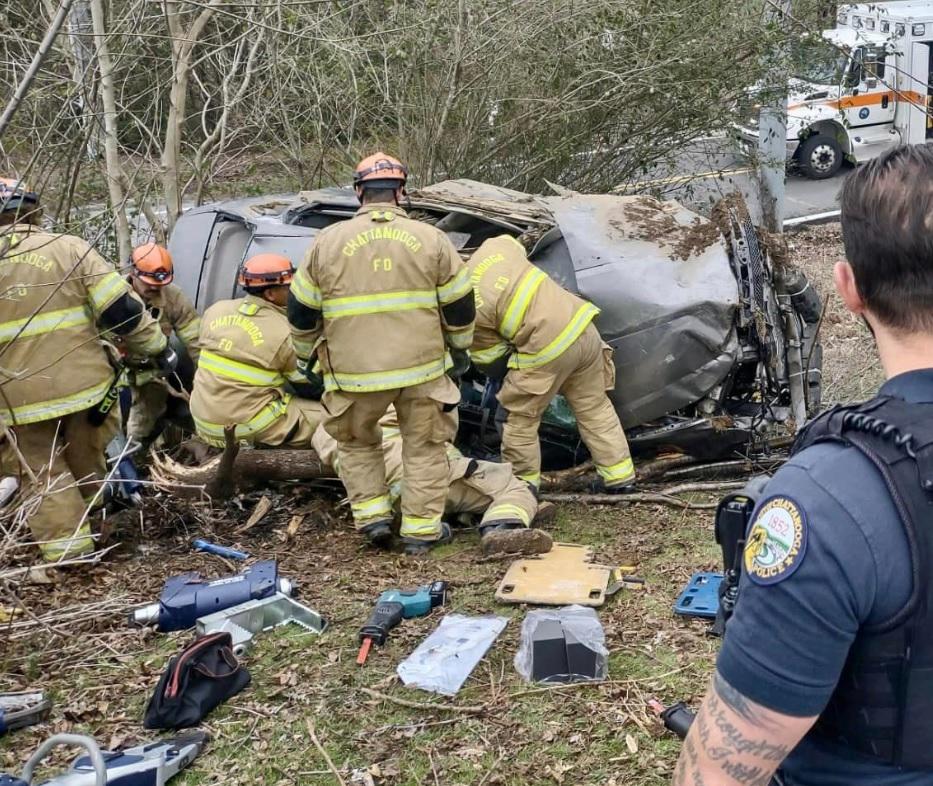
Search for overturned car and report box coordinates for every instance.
[168,180,822,463]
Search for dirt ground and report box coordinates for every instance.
[0,224,875,785]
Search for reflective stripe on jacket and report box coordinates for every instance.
[290,205,474,393]
[118,281,201,368]
[0,224,165,426]
[189,295,300,441]
[466,235,599,370]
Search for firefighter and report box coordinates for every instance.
[190,253,323,449]
[123,242,201,449]
[288,152,476,554]
[0,179,171,562]
[466,234,635,493]
[311,408,540,548]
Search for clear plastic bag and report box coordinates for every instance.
[514,605,608,683]
[397,614,508,696]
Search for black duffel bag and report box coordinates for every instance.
[144,631,250,729]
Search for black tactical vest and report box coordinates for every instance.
[791,395,933,768]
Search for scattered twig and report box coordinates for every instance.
[306,719,348,786]
[0,544,119,580]
[477,750,506,786]
[658,481,745,495]
[238,495,272,533]
[541,493,718,510]
[359,687,487,715]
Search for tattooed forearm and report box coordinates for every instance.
[673,729,707,786]
[713,672,780,730]
[671,673,814,786]
[707,678,790,762]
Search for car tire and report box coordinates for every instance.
[797,134,843,179]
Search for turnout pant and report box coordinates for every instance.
[2,408,117,561]
[497,323,633,489]
[446,451,538,528]
[313,422,538,530]
[322,376,459,541]
[126,381,168,443]
[253,397,323,450]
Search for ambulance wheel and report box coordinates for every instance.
[798,134,842,179]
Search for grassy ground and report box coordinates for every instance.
[0,224,872,785]
[1,496,719,786]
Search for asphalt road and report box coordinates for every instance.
[617,136,848,225]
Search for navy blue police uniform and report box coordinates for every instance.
[717,369,933,786]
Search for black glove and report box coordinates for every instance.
[475,351,511,382]
[155,346,178,375]
[448,349,471,382]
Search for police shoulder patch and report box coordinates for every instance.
[743,495,808,586]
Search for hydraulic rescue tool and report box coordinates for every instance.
[0,731,207,786]
[357,581,448,665]
[129,560,293,632]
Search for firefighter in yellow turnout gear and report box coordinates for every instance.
[288,153,476,553]
[190,254,322,449]
[311,408,538,543]
[123,243,201,448]
[0,179,170,562]
[467,235,635,492]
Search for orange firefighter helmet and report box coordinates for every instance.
[131,243,174,285]
[238,253,294,288]
[352,152,408,190]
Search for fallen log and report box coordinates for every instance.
[150,427,335,500]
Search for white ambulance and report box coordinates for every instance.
[736,1,933,179]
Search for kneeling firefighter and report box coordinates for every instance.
[121,243,201,449]
[190,254,322,449]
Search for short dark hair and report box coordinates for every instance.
[359,187,398,205]
[839,143,933,332]
[0,206,41,227]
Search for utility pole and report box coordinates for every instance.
[757,0,791,234]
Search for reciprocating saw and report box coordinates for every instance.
[357,581,448,665]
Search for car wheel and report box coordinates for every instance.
[797,134,843,179]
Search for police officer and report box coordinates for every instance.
[190,254,322,449]
[123,242,201,449]
[0,179,170,562]
[672,144,933,785]
[288,153,475,554]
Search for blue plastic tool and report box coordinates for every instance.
[673,572,723,619]
[192,539,249,561]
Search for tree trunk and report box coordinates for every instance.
[0,0,76,141]
[89,0,131,259]
[161,0,223,237]
[150,441,335,500]
[66,0,99,159]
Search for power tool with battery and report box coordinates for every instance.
[357,581,448,665]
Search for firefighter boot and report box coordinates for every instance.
[403,522,453,556]
[359,519,394,548]
[479,520,553,557]
[590,478,637,495]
